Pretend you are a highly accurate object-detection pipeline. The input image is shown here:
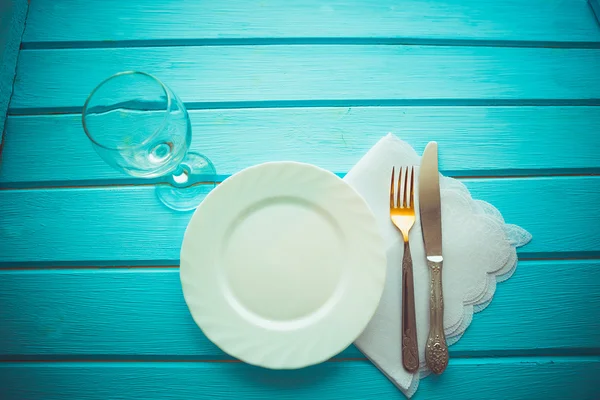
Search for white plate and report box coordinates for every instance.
[180,162,386,369]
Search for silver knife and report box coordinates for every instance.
[419,141,449,374]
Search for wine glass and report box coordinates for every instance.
[82,71,216,211]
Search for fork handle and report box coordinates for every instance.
[401,240,419,373]
[425,260,449,374]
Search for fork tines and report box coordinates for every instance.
[390,166,415,209]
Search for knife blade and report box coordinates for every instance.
[418,141,448,374]
[419,142,442,260]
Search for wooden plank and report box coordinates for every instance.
[21,0,600,46]
[3,107,600,187]
[0,0,28,146]
[0,177,598,265]
[1,358,599,399]
[0,260,598,360]
[590,0,600,25]
[10,46,600,113]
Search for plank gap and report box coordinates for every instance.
[1,171,600,191]
[1,354,597,364]
[10,99,600,116]
[20,37,600,51]
[1,256,599,271]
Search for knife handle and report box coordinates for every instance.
[401,240,419,373]
[426,259,449,374]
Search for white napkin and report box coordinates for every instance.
[345,134,532,398]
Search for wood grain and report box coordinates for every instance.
[3,107,600,187]
[10,46,600,113]
[0,177,598,265]
[1,358,599,399]
[21,0,600,46]
[0,260,598,360]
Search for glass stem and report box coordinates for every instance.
[171,164,191,187]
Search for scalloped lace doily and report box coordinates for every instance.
[348,134,532,398]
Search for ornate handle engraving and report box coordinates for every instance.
[401,241,419,372]
[425,260,448,374]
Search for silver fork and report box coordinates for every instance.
[390,166,419,373]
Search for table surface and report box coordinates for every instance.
[1,1,600,399]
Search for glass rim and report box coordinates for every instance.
[82,71,172,151]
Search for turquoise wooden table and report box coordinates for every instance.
[1,1,600,398]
